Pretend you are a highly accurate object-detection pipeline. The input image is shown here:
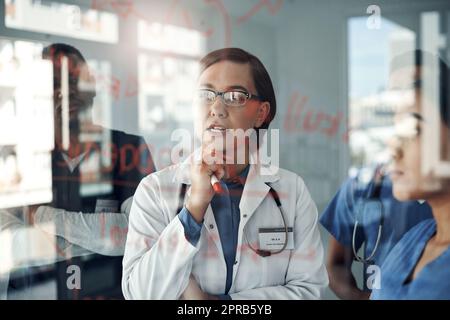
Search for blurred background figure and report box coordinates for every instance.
[320,164,432,299]
[0,43,155,300]
[371,50,450,299]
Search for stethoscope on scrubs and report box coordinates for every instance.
[351,166,385,264]
[177,180,288,258]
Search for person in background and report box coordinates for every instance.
[0,43,155,300]
[320,157,432,299]
[371,50,450,299]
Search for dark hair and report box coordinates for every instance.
[199,48,276,130]
[42,43,95,108]
[42,43,86,64]
[42,43,89,81]
[390,49,449,128]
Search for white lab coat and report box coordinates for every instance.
[122,153,328,300]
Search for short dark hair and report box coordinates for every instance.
[390,49,449,128]
[42,43,89,82]
[42,43,86,64]
[42,43,95,108]
[199,48,276,130]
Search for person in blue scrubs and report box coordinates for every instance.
[320,167,432,299]
[371,50,450,300]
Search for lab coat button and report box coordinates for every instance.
[209,224,214,229]
[243,214,247,218]
[234,260,238,265]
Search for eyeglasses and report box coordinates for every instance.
[196,88,263,107]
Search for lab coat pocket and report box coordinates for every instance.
[262,251,292,286]
[191,231,227,295]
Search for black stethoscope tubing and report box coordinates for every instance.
[351,169,385,264]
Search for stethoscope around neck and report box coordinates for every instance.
[351,167,386,264]
[177,181,288,258]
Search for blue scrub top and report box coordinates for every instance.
[371,219,450,300]
[320,174,432,288]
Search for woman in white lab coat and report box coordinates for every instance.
[122,48,328,300]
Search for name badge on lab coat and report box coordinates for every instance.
[258,227,294,251]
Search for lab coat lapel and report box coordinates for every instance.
[239,165,271,225]
[239,158,280,227]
